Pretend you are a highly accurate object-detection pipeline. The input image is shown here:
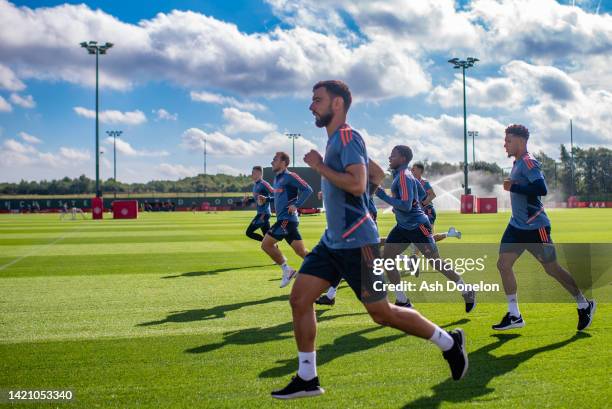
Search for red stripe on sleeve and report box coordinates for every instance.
[289,172,310,188]
[399,172,409,200]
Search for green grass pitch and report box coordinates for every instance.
[0,209,610,408]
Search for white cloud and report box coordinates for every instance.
[19,131,42,144]
[104,136,169,157]
[0,1,432,100]
[0,63,25,91]
[0,138,89,169]
[282,0,612,61]
[427,60,612,147]
[190,91,266,111]
[0,0,609,102]
[153,108,178,121]
[181,128,260,156]
[9,93,35,108]
[470,0,612,63]
[428,74,522,110]
[569,54,612,91]
[3,138,37,154]
[74,106,147,125]
[0,95,12,112]
[180,128,317,162]
[215,164,242,176]
[157,163,199,178]
[390,113,509,164]
[265,0,349,36]
[350,0,481,50]
[59,147,90,161]
[222,107,277,134]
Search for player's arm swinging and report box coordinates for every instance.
[304,149,367,196]
[375,178,413,212]
[368,159,386,187]
[422,189,436,206]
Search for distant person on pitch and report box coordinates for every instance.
[494,124,595,331]
[246,166,274,242]
[72,206,86,220]
[59,202,69,220]
[260,152,313,288]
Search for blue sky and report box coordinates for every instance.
[0,0,610,182]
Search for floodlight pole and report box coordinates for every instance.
[468,130,478,164]
[286,133,301,167]
[448,57,478,195]
[105,130,122,182]
[570,119,575,196]
[95,49,99,197]
[81,41,113,197]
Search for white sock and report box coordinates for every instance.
[429,326,454,351]
[326,286,337,299]
[395,290,407,304]
[297,351,317,381]
[507,294,520,317]
[574,292,589,309]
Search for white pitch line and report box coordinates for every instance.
[0,224,84,272]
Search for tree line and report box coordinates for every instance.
[1,145,609,200]
[0,173,252,196]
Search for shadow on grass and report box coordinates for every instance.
[439,318,470,329]
[258,317,471,379]
[162,264,274,279]
[403,331,591,408]
[137,295,289,326]
[185,310,368,355]
[259,325,405,378]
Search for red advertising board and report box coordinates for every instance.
[460,194,474,214]
[476,197,498,213]
[92,197,104,220]
[112,200,138,219]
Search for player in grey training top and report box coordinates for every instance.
[270,80,469,400]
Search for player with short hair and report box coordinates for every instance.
[494,124,595,331]
[375,145,476,312]
[260,152,313,288]
[271,80,468,399]
[245,166,274,242]
[407,162,461,275]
